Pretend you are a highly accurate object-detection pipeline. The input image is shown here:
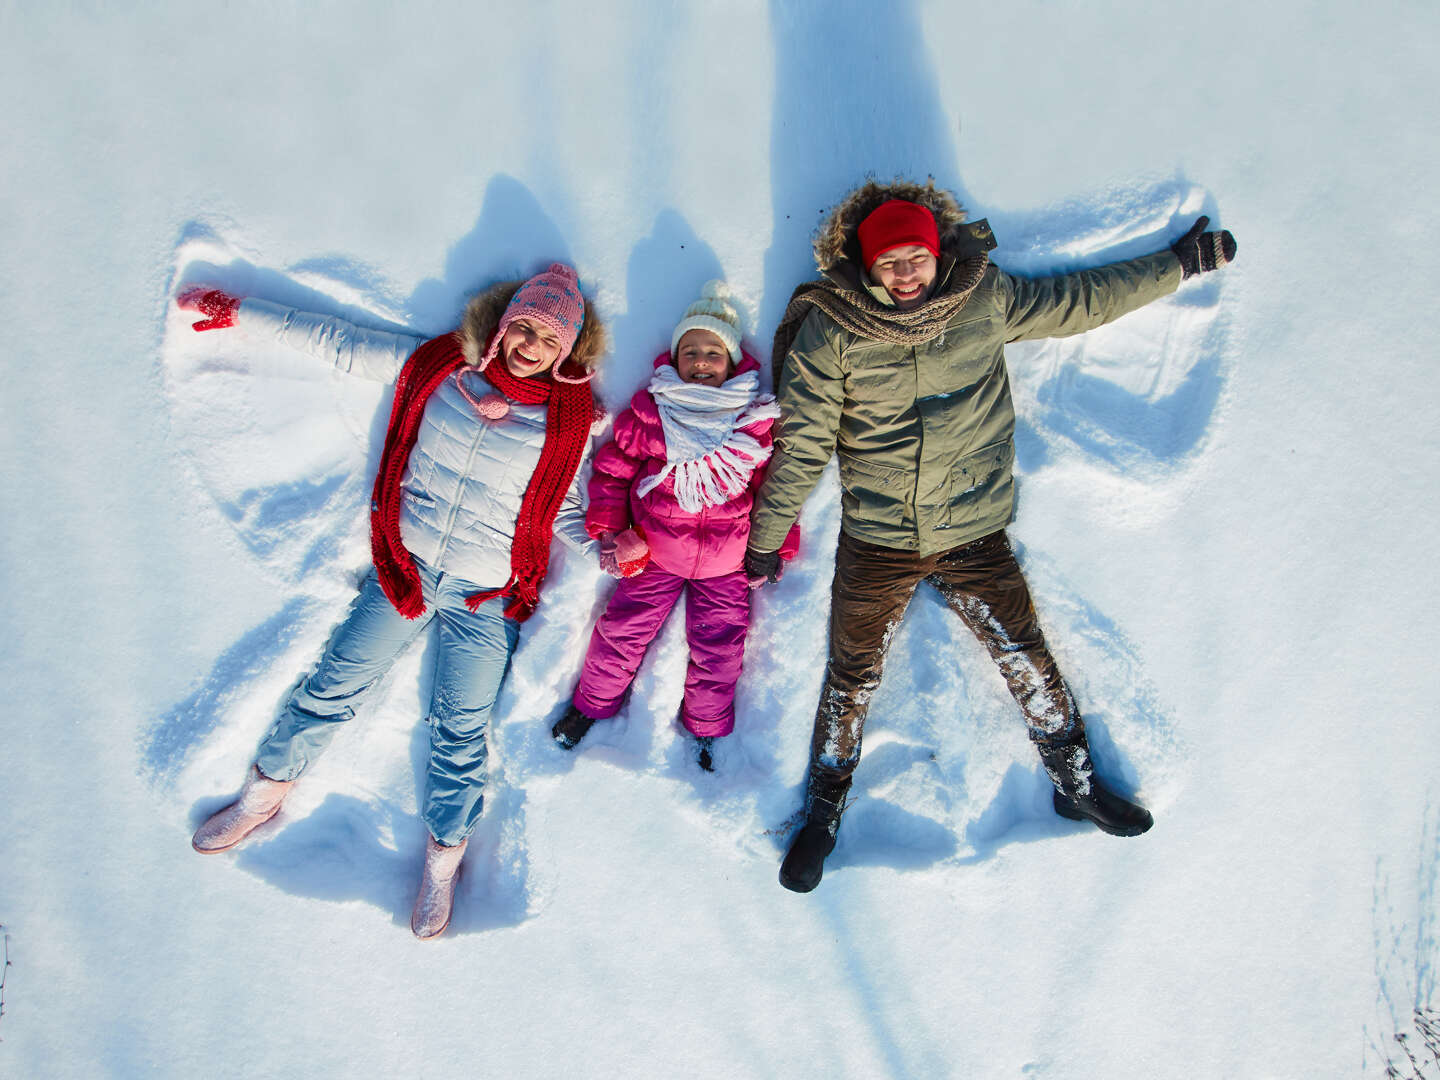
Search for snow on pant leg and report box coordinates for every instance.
[809,532,930,785]
[420,588,520,846]
[571,564,687,720]
[925,530,1081,745]
[255,567,433,782]
[678,570,751,738]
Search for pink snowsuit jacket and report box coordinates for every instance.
[585,350,800,579]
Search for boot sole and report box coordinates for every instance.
[191,803,283,854]
[1053,794,1153,837]
[779,867,822,893]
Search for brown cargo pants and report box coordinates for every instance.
[810,529,1083,785]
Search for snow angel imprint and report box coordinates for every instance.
[181,263,606,939]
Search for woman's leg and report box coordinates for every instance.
[679,570,752,737]
[420,587,520,847]
[255,568,433,781]
[571,565,686,721]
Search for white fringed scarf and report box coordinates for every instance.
[635,366,781,513]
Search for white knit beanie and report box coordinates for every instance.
[671,280,742,364]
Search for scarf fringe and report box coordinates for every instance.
[635,369,779,514]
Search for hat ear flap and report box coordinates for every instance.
[552,356,596,384]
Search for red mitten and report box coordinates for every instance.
[176,286,241,332]
[613,528,650,578]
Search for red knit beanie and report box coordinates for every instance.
[857,200,940,268]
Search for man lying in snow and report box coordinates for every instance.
[746,178,1236,892]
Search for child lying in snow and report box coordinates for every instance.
[551,282,799,771]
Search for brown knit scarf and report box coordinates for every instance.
[770,253,990,385]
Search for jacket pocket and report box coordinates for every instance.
[943,440,1014,528]
[838,453,910,528]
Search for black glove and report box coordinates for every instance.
[744,547,783,589]
[1171,216,1237,278]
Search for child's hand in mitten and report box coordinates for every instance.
[597,533,625,578]
[176,287,241,331]
[612,528,650,577]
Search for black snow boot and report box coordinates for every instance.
[695,736,716,773]
[1038,737,1153,837]
[551,704,597,750]
[779,772,851,893]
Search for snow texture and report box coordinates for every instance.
[1,1,1437,1077]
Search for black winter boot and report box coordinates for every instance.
[552,705,597,750]
[779,772,851,893]
[1038,737,1153,837]
[695,736,716,773]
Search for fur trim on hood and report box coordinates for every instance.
[813,178,971,271]
[458,279,607,373]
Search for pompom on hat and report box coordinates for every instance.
[671,280,743,364]
[480,262,591,382]
[857,199,940,269]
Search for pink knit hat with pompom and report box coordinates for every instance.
[480,262,591,381]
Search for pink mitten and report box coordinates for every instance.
[613,528,650,578]
[176,286,241,332]
[597,534,624,578]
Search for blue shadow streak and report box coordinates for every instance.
[143,598,311,783]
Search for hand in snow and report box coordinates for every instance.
[176,286,241,331]
[744,547,783,589]
[1170,216,1237,279]
[597,534,626,578]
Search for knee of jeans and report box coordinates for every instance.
[302,656,379,702]
[429,704,492,742]
[286,688,357,723]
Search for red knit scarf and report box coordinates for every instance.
[370,332,593,622]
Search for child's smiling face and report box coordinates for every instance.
[674,329,732,386]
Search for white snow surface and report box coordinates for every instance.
[2,3,1437,1077]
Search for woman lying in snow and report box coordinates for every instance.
[549,282,799,771]
[182,264,605,939]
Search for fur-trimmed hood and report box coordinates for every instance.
[812,178,988,272]
[458,278,608,375]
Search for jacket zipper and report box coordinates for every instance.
[693,503,709,577]
[434,409,489,567]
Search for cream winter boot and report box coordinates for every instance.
[191,765,295,853]
[411,835,468,940]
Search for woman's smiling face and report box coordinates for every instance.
[500,317,563,378]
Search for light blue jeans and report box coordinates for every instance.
[255,560,519,846]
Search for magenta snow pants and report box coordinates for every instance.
[572,565,751,737]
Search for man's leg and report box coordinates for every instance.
[924,530,1081,745]
[927,530,1151,836]
[781,532,929,892]
[571,564,687,721]
[679,570,751,738]
[810,532,931,784]
[256,567,433,782]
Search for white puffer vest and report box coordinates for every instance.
[237,299,593,588]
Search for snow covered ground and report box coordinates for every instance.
[2,2,1437,1076]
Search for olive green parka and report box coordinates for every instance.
[750,180,1184,556]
